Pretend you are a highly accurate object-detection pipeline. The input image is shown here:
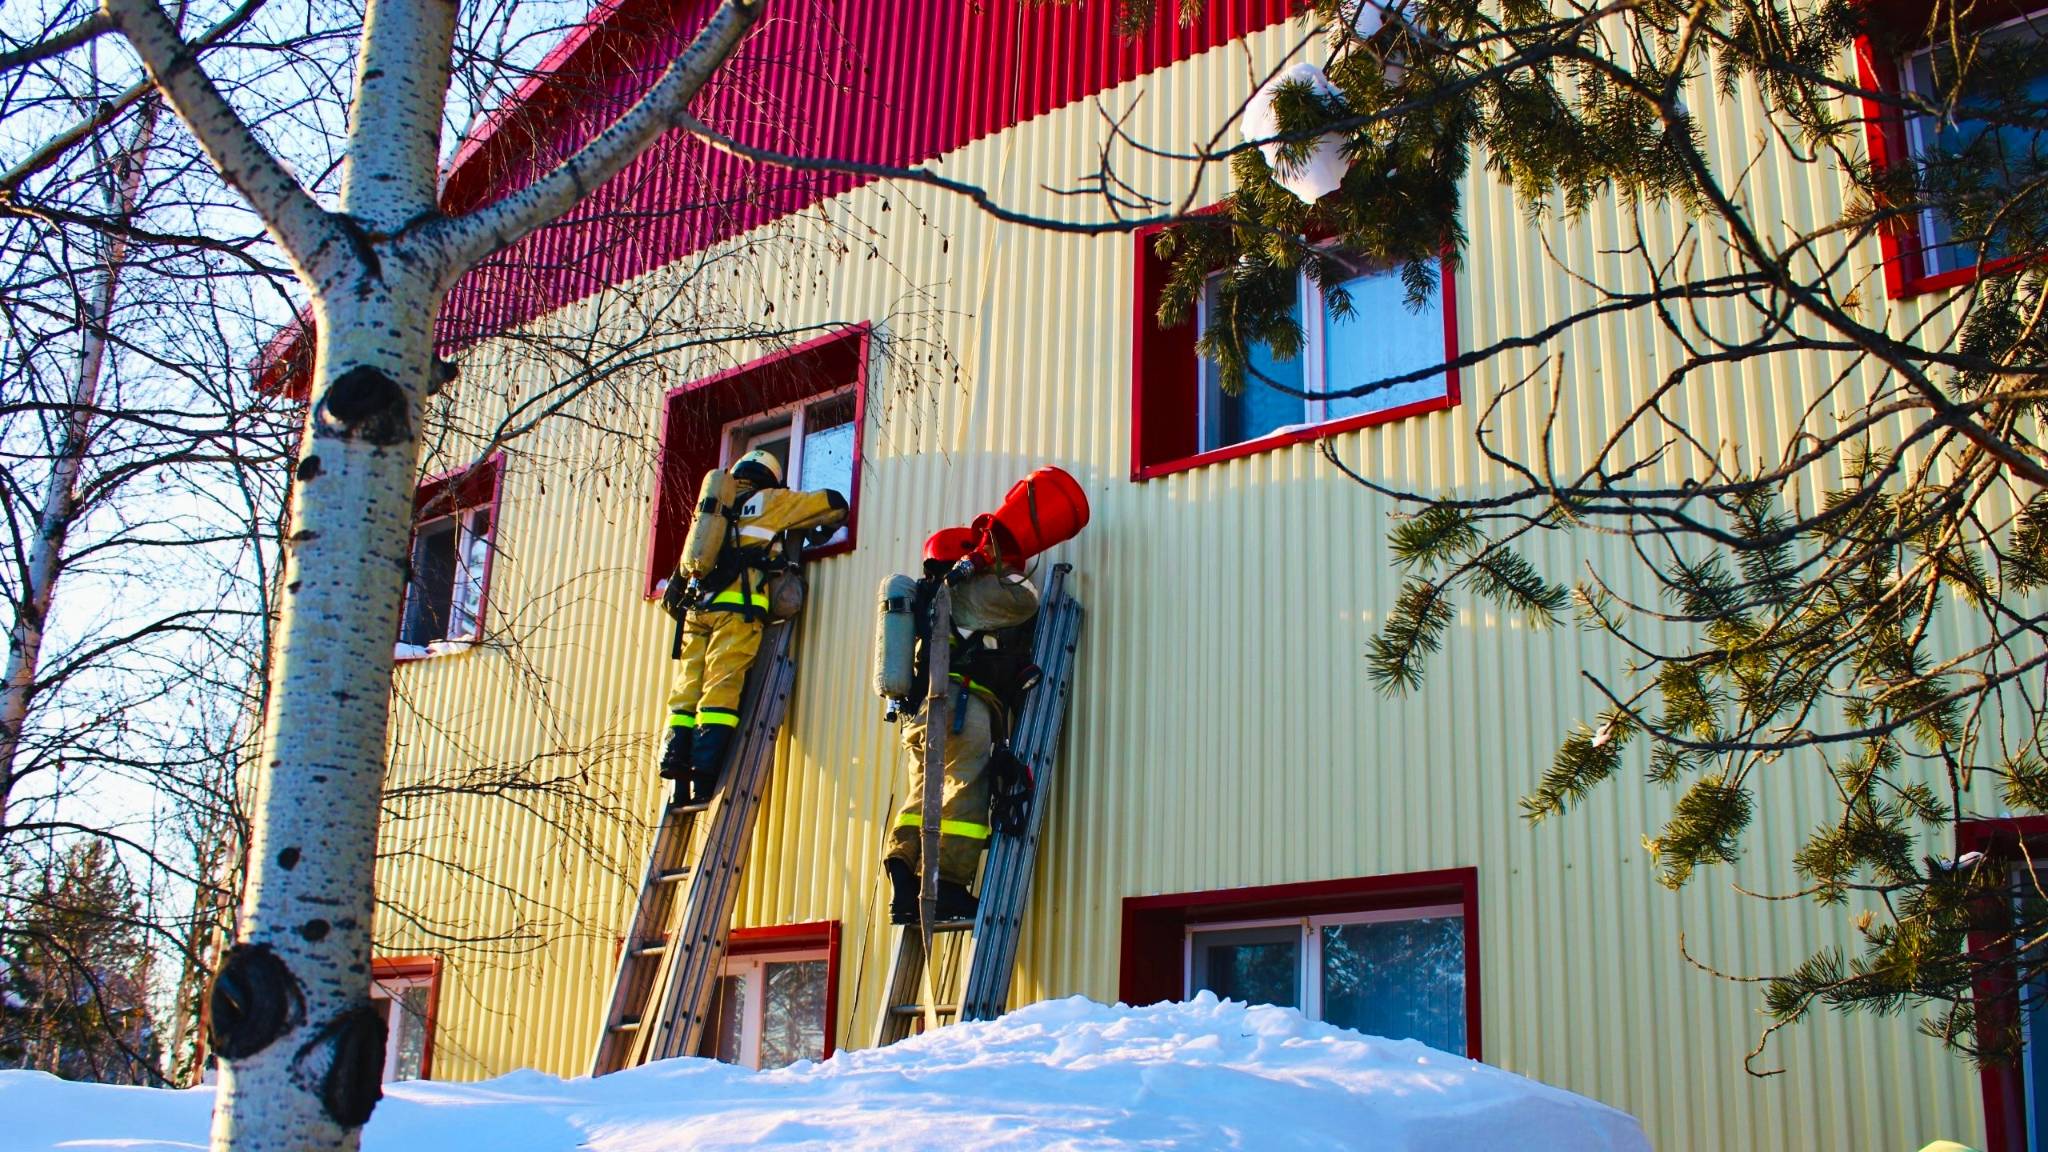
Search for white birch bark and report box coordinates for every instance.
[0,55,170,828]
[90,0,765,1148]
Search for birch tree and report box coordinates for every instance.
[4,0,775,1143]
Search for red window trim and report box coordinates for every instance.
[1957,816,2048,1152]
[369,955,445,1081]
[396,452,506,664]
[725,920,842,1060]
[1853,1,2045,299]
[644,326,870,599]
[1119,867,1482,1061]
[1130,222,1462,481]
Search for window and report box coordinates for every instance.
[648,327,869,595]
[1133,226,1459,479]
[720,390,857,550]
[693,923,839,1069]
[397,455,502,658]
[1185,905,1468,1056]
[1856,4,2047,296]
[1960,817,2048,1152]
[1122,869,1481,1059]
[1194,260,1451,455]
[368,957,440,1082]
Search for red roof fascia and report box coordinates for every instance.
[259,1,1306,397]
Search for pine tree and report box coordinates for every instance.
[1144,0,2048,1068]
[0,840,160,1084]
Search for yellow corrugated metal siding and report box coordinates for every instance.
[374,16,1984,1149]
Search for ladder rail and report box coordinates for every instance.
[589,617,797,1075]
[874,565,1082,1044]
[646,631,798,1062]
[960,591,1082,1021]
[589,792,703,1075]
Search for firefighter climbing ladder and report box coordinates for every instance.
[875,563,1084,1045]
[589,617,798,1076]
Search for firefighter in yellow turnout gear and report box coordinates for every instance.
[663,448,845,807]
[882,534,1041,924]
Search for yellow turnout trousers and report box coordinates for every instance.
[665,603,765,742]
[886,691,995,888]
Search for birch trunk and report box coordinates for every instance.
[82,0,768,1146]
[0,72,167,827]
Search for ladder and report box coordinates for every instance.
[589,616,798,1075]
[875,563,1083,1045]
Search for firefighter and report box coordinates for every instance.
[882,530,1041,924]
[662,448,846,807]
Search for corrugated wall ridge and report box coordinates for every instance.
[379,15,1982,1152]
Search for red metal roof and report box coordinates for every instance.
[267,0,1300,389]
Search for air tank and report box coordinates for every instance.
[678,467,740,579]
[873,573,920,701]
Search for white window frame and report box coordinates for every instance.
[718,386,858,490]
[1183,903,1465,1025]
[367,971,434,1083]
[709,945,831,1071]
[397,503,493,653]
[1193,255,1443,454]
[1897,10,2047,280]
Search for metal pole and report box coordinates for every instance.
[918,583,951,1033]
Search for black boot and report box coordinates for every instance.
[671,775,696,810]
[679,726,733,809]
[658,725,693,781]
[935,880,979,924]
[884,858,918,925]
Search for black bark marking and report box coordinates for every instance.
[296,455,322,480]
[317,366,412,446]
[277,847,301,870]
[300,919,330,942]
[207,944,304,1060]
[287,580,302,593]
[426,358,457,396]
[299,1005,385,1129]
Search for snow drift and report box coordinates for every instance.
[9,994,1648,1151]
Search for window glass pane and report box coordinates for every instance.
[1319,915,1466,1055]
[1903,25,2048,276]
[1201,274,1307,451]
[401,520,459,645]
[740,423,793,481]
[1189,925,1301,1009]
[1321,266,1447,420]
[446,509,491,642]
[758,959,829,1069]
[698,974,745,1065]
[798,395,855,548]
[391,984,430,1081]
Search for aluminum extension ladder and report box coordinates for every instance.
[589,616,798,1075]
[875,563,1083,1045]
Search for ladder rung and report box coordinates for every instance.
[930,918,974,933]
[888,1003,959,1017]
[611,1017,643,1033]
[631,939,668,958]
[655,867,690,884]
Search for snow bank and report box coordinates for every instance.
[7,994,1647,1151]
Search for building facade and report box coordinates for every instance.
[350,1,2026,1148]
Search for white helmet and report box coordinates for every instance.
[732,448,784,486]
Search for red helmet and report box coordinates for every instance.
[923,526,976,565]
